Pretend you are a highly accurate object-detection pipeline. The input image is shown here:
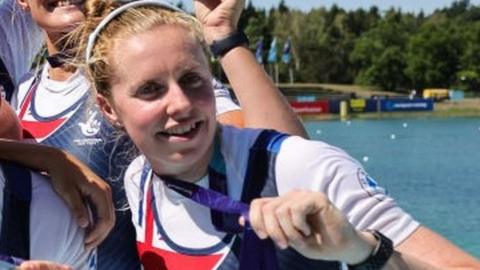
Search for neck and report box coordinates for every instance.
[153,141,216,184]
[160,147,214,184]
[45,33,77,81]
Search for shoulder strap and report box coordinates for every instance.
[240,130,343,270]
[241,129,289,203]
[0,161,32,259]
[0,58,15,103]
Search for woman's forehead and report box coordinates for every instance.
[111,26,206,76]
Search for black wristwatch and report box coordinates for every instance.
[209,31,249,58]
[348,230,394,270]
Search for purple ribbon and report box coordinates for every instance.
[163,177,250,223]
[162,176,278,270]
[0,254,24,267]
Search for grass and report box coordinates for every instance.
[278,83,405,98]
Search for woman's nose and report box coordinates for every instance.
[165,83,193,119]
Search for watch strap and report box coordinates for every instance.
[348,230,394,270]
[209,31,249,58]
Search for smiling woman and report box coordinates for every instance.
[99,23,216,181]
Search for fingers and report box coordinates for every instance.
[193,0,245,42]
[17,261,72,270]
[250,191,365,261]
[289,199,314,237]
[249,191,331,250]
[84,218,114,248]
[47,150,115,248]
[84,215,114,250]
[275,203,307,248]
[249,193,313,250]
[249,198,270,239]
[65,152,115,248]
[54,176,114,249]
[260,198,289,249]
[194,0,222,12]
[81,181,115,249]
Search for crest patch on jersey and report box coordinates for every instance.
[357,168,387,200]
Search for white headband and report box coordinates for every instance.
[85,0,184,63]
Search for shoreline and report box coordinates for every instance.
[300,98,480,121]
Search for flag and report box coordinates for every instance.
[267,37,278,64]
[255,38,264,64]
[282,38,292,64]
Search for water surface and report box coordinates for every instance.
[305,117,480,258]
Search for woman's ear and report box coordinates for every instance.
[16,0,30,11]
[97,94,122,128]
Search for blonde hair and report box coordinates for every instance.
[73,0,206,98]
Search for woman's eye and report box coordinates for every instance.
[135,82,166,99]
[180,73,204,88]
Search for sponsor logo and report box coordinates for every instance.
[73,138,103,146]
[78,110,101,137]
[357,168,387,201]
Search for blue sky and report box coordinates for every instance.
[183,0,480,14]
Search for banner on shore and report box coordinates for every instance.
[380,99,434,112]
[290,98,434,115]
[350,99,378,113]
[290,100,329,114]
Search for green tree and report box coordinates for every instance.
[351,9,415,91]
[405,17,463,91]
[456,21,480,92]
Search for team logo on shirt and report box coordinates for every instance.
[357,168,387,201]
[73,109,103,146]
[78,110,101,137]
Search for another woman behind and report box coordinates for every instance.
[1,0,115,249]
[0,0,42,101]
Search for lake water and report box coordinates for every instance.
[305,117,480,258]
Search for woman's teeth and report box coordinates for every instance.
[54,0,80,7]
[163,123,197,136]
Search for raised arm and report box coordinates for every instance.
[194,0,308,138]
